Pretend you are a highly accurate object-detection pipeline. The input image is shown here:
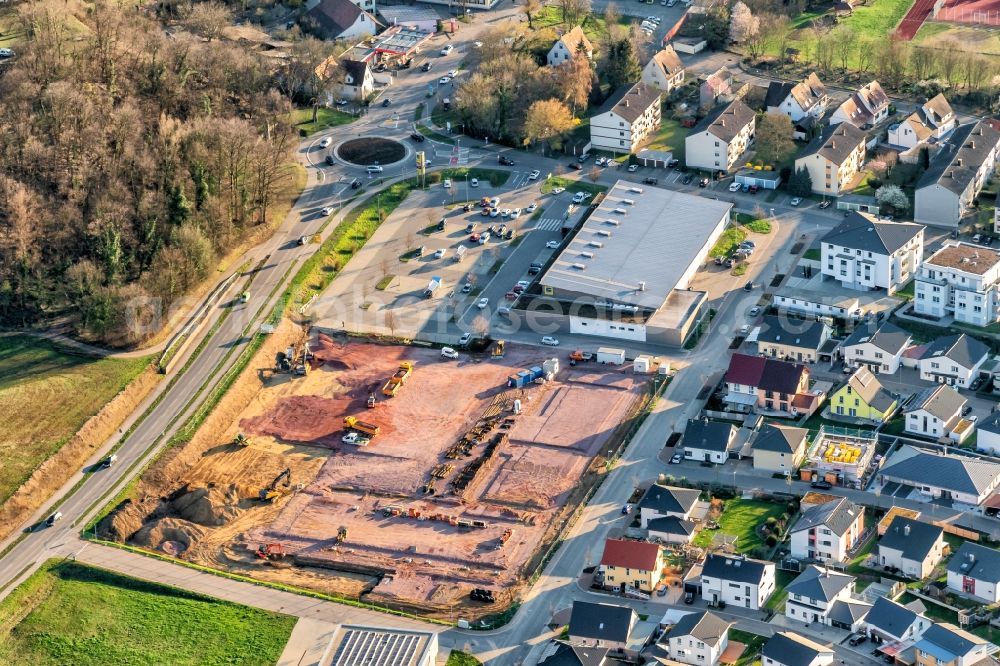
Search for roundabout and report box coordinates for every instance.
[335,137,408,167]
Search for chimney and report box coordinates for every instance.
[720,118,725,127]
[831,140,836,150]
[624,99,629,108]
[969,141,975,150]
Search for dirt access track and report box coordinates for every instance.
[108,328,648,617]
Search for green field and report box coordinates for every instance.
[915,22,1000,55]
[0,337,151,504]
[781,0,916,66]
[0,561,295,666]
[290,106,355,135]
[693,499,787,552]
[539,177,607,195]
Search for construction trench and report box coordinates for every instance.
[98,322,652,618]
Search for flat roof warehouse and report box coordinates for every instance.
[541,181,732,311]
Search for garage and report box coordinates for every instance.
[734,168,781,190]
[636,149,676,169]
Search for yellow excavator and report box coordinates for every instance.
[258,468,291,501]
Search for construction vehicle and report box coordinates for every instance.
[233,433,249,446]
[492,340,505,358]
[366,392,377,408]
[256,543,287,560]
[381,361,413,397]
[424,276,442,298]
[259,468,291,501]
[343,416,380,437]
[336,526,348,543]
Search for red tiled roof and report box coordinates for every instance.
[600,538,660,571]
[724,353,809,394]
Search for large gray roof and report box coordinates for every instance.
[821,212,924,255]
[762,632,831,665]
[785,565,854,603]
[828,599,871,625]
[946,542,1000,583]
[540,181,731,309]
[866,597,922,639]
[668,611,733,647]
[647,515,697,536]
[919,333,990,370]
[595,82,661,124]
[906,384,966,422]
[978,411,1000,436]
[881,446,1000,496]
[792,497,861,537]
[638,484,701,516]
[843,321,912,355]
[916,120,1000,195]
[756,315,829,351]
[878,516,943,563]
[752,423,808,454]
[916,624,985,660]
[539,643,610,666]
[702,554,771,585]
[683,418,737,452]
[801,122,867,167]
[693,99,756,142]
[568,601,636,643]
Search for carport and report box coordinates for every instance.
[636,149,674,169]
[837,194,879,214]
[734,168,781,190]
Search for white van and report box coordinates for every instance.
[366,165,383,174]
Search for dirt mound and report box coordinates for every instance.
[311,334,351,370]
[171,485,242,526]
[133,517,208,554]
[240,395,350,444]
[98,496,162,541]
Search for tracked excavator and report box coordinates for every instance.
[258,468,291,501]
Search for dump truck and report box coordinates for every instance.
[343,416,380,437]
[381,361,414,396]
[424,276,442,298]
[453,245,467,263]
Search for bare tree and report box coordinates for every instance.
[855,36,876,75]
[963,52,992,90]
[814,33,836,74]
[588,165,601,182]
[604,2,620,27]
[832,26,856,73]
[909,46,937,81]
[938,40,962,87]
[472,313,490,340]
[182,2,232,40]
[559,0,591,26]
[384,309,397,337]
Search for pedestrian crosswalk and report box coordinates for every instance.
[534,217,562,231]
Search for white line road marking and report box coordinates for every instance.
[533,218,562,231]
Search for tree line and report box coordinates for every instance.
[0,1,305,345]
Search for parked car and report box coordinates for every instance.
[790,197,802,206]
[644,177,658,185]
[477,297,489,309]
[699,177,709,187]
[569,162,582,170]
[0,48,15,58]
[684,592,695,604]
[627,164,639,172]
[470,178,479,188]
[382,98,392,107]
[528,170,540,180]
[526,202,538,213]
[849,635,868,647]
[819,200,831,209]
[682,174,693,185]
[461,282,473,293]
[572,191,589,204]
[739,325,751,335]
[669,453,683,464]
[811,479,833,490]
[459,332,472,346]
[441,347,459,359]
[728,182,741,192]
[439,76,451,84]
[440,45,453,55]
[541,336,560,346]
[511,208,521,219]
[546,240,560,249]
[434,248,446,259]
[621,505,631,515]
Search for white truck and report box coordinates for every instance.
[453,245,467,262]
[596,347,626,365]
[424,276,442,298]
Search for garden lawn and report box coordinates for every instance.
[645,117,687,163]
[0,561,294,666]
[540,177,607,195]
[0,337,151,504]
[693,498,787,552]
[446,651,483,666]
[730,629,768,666]
[709,227,748,258]
[290,107,354,135]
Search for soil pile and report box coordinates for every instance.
[171,485,242,526]
[98,496,161,541]
[132,517,208,554]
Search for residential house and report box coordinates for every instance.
[788,496,864,562]
[878,445,1000,506]
[922,94,958,137]
[784,566,868,631]
[877,516,945,579]
[637,484,700,529]
[700,554,776,610]
[699,67,733,110]
[648,515,699,544]
[830,80,890,129]
[889,113,935,150]
[765,72,829,122]
[976,411,1000,456]
[794,123,868,197]
[685,100,756,174]
[914,121,1000,229]
[538,643,611,666]
[889,95,956,149]
[567,601,638,651]
[547,26,593,66]
[722,353,821,418]
[829,367,897,423]
[599,538,664,594]
[664,611,734,666]
[913,623,998,666]
[339,59,375,101]
[681,418,738,464]
[641,46,685,94]
[863,596,931,644]
[305,0,380,40]
[755,315,832,363]
[914,333,990,388]
[590,83,661,154]
[842,321,912,374]
[751,423,809,473]
[914,242,1000,326]
[820,213,925,293]
[947,542,1000,603]
[761,631,835,666]
[904,384,969,441]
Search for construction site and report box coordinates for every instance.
[99,321,651,617]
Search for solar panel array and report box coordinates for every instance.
[329,628,422,666]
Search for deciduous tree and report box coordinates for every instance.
[755,113,795,165]
[875,184,909,211]
[602,38,641,92]
[523,99,575,150]
[729,1,759,44]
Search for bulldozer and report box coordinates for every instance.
[258,468,291,501]
[335,526,348,543]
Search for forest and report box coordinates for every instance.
[0,1,301,345]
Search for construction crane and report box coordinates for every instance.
[258,468,291,501]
